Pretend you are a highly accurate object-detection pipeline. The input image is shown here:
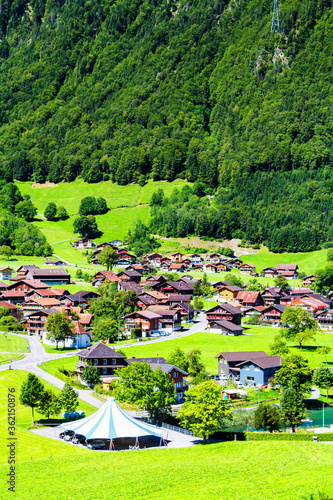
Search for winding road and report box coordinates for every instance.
[0,313,208,410]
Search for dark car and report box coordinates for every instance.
[72,434,86,445]
[87,441,107,450]
[59,430,75,440]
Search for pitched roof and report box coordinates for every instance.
[118,270,142,278]
[276,264,298,271]
[168,294,192,303]
[206,303,241,315]
[210,320,244,332]
[78,342,126,359]
[236,291,261,304]
[2,291,26,297]
[236,356,282,369]
[215,351,268,361]
[123,310,162,320]
[0,301,19,310]
[7,279,49,289]
[28,268,70,277]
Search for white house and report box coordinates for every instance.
[42,322,91,349]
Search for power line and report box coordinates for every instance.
[271,0,280,33]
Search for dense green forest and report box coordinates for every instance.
[1,0,333,250]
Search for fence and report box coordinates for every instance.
[140,417,193,436]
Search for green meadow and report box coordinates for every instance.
[43,326,333,377]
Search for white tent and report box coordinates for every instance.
[57,397,165,445]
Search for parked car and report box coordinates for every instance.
[72,434,86,445]
[59,430,75,440]
[87,441,107,450]
[210,374,220,380]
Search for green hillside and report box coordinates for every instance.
[0,0,332,249]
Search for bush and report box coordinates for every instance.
[131,328,142,339]
[247,432,333,441]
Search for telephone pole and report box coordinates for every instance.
[271,0,280,33]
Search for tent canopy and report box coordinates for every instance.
[58,397,164,440]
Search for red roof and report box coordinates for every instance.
[236,291,261,304]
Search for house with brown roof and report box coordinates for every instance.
[71,238,96,248]
[168,263,187,273]
[236,291,264,309]
[117,270,142,283]
[170,252,184,262]
[205,304,242,326]
[0,301,21,319]
[76,343,128,381]
[276,264,298,279]
[302,275,316,287]
[92,270,120,287]
[213,285,243,303]
[261,267,278,278]
[260,304,286,325]
[123,310,162,336]
[215,351,281,385]
[0,267,13,280]
[203,263,218,273]
[209,320,244,336]
[24,268,71,285]
[261,287,284,305]
[239,264,256,275]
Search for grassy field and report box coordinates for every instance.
[40,356,79,377]
[0,334,28,353]
[1,441,333,499]
[120,326,333,373]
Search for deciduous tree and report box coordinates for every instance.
[178,381,232,443]
[280,388,306,432]
[44,202,57,221]
[254,403,281,432]
[59,383,79,413]
[45,311,75,349]
[280,305,318,349]
[97,246,118,270]
[81,363,102,388]
[313,367,333,398]
[36,389,62,419]
[273,354,313,395]
[20,373,45,425]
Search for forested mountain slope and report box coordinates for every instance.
[0,0,333,250]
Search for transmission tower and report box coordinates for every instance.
[271,0,280,33]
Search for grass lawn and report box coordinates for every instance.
[0,353,24,364]
[120,326,333,373]
[1,441,333,499]
[0,333,28,353]
[41,344,78,355]
[40,356,79,377]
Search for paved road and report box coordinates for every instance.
[304,386,321,401]
[0,315,208,409]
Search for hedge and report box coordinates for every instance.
[247,432,333,441]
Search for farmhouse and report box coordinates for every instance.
[215,351,281,385]
[123,310,162,336]
[205,304,242,326]
[76,343,128,381]
[0,267,13,280]
[316,309,333,331]
[209,320,244,336]
[213,285,243,303]
[236,291,264,308]
[261,267,278,278]
[260,304,286,324]
[71,238,96,248]
[24,268,71,285]
[239,264,256,275]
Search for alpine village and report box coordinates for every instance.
[1,0,333,499]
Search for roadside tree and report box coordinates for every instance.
[59,383,79,413]
[280,305,318,349]
[45,311,75,349]
[313,367,333,398]
[273,354,313,395]
[20,373,45,425]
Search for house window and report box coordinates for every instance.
[173,372,178,378]
[112,359,116,365]
[103,368,107,375]
[103,359,107,365]
[254,367,260,372]
[93,359,98,366]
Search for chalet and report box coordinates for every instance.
[290,288,314,297]
[238,356,282,386]
[92,270,120,287]
[0,281,8,290]
[24,268,71,285]
[78,313,94,329]
[23,298,62,316]
[170,252,184,262]
[276,264,298,279]
[213,285,243,303]
[242,306,266,319]
[155,309,182,332]
[168,263,187,273]
[135,294,158,310]
[260,304,286,325]
[45,260,64,266]
[170,302,195,321]
[209,320,244,336]
[236,291,264,309]
[0,267,13,280]
[71,238,96,248]
[167,294,192,304]
[316,309,333,331]
[181,258,192,268]
[216,262,230,272]
[190,254,203,265]
[111,240,123,247]
[6,279,49,292]
[117,270,142,283]
[239,264,256,275]
[25,309,58,336]
[118,281,143,294]
[125,264,144,274]
[205,304,242,326]
[203,263,218,273]
[123,310,162,336]
[0,301,20,319]
[261,267,278,278]
[16,265,39,279]
[228,258,243,268]
[157,281,194,297]
[215,351,281,385]
[207,253,222,264]
[289,296,327,314]
[1,290,26,304]
[302,275,316,287]
[215,351,269,378]
[144,253,163,263]
[76,343,128,381]
[261,287,283,305]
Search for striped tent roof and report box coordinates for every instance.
[58,397,164,440]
